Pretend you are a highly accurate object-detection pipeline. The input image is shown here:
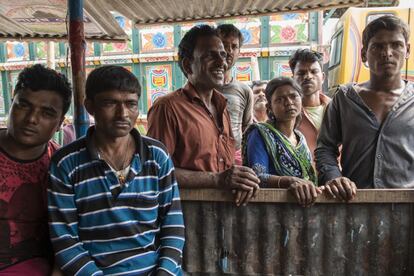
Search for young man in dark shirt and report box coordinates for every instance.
[316,15,412,199]
[0,64,71,275]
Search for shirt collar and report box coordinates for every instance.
[182,82,228,113]
[85,126,149,170]
[319,92,331,105]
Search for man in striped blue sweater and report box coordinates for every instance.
[48,66,184,275]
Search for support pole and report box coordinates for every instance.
[68,0,89,138]
[47,41,56,69]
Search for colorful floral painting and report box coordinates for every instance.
[222,17,261,47]
[6,42,29,61]
[181,21,216,38]
[273,62,292,78]
[270,13,308,44]
[140,26,174,53]
[35,41,82,59]
[232,62,253,82]
[102,14,133,54]
[145,64,173,107]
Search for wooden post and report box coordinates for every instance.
[68,0,89,138]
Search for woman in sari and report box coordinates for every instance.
[243,77,321,206]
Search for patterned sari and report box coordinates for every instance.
[242,122,316,185]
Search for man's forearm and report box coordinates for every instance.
[314,147,342,185]
[175,168,222,188]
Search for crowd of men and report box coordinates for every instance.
[0,14,412,276]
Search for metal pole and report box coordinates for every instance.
[68,0,89,138]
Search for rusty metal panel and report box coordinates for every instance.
[181,189,414,276]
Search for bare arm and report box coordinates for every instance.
[176,166,260,206]
[175,168,220,189]
[267,175,322,207]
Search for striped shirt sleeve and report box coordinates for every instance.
[48,159,104,276]
[156,155,185,275]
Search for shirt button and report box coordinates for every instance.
[219,158,224,162]
[374,178,382,185]
[377,154,382,159]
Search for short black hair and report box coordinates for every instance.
[288,49,323,73]
[363,15,410,50]
[251,80,268,89]
[216,24,244,46]
[178,24,218,77]
[265,77,302,104]
[14,64,72,115]
[85,65,141,100]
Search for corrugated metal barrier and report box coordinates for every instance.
[180,189,414,276]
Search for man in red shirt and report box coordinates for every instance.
[148,25,259,206]
[0,64,71,275]
[289,49,331,162]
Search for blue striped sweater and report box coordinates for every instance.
[48,127,184,275]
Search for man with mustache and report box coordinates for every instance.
[316,15,413,200]
[289,49,331,163]
[48,66,184,275]
[251,80,268,123]
[216,24,254,165]
[0,65,71,275]
[148,25,260,206]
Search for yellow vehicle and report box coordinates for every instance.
[328,7,414,94]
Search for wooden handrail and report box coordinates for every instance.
[180,188,414,203]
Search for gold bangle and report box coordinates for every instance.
[277,176,282,188]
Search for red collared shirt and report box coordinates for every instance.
[147,83,235,172]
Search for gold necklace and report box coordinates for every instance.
[97,136,132,184]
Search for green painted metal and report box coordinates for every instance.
[260,16,270,80]
[260,16,270,48]
[0,43,10,114]
[259,57,271,81]
[28,42,36,60]
[308,12,319,43]
[93,42,101,56]
[132,28,140,54]
[57,42,69,86]
[324,9,337,25]
[58,42,66,57]
[133,63,147,114]
[1,71,10,115]
[173,24,181,47]
[53,129,64,145]
[173,24,185,90]
[131,26,146,113]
